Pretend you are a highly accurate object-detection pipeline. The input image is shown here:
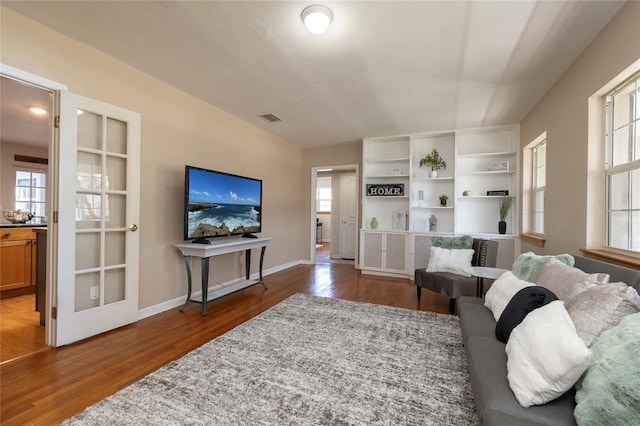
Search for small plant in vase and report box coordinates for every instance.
[419,148,447,178]
[439,194,448,207]
[498,196,513,234]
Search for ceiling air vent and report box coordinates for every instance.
[258,113,282,123]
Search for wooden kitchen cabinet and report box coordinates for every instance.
[0,228,37,291]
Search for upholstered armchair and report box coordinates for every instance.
[415,238,499,314]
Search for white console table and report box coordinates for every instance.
[175,237,271,315]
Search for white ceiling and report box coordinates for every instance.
[1,1,625,149]
[1,76,53,148]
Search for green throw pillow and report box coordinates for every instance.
[574,313,640,425]
[431,235,473,249]
[511,252,575,282]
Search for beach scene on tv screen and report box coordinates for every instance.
[188,169,261,238]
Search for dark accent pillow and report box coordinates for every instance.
[495,286,558,343]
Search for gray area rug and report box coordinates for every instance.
[62,294,478,425]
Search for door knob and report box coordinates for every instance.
[129,224,138,232]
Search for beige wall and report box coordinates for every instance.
[519,1,640,256]
[302,142,362,259]
[1,8,304,309]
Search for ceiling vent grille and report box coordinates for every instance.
[258,113,282,123]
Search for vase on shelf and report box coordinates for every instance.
[429,170,437,178]
[370,217,378,229]
[498,221,507,234]
[440,199,447,207]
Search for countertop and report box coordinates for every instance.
[0,223,48,229]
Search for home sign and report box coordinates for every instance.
[366,184,404,197]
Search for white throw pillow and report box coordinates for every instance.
[506,301,591,407]
[425,247,474,277]
[484,271,533,321]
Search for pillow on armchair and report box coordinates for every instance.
[426,246,474,277]
[431,235,473,249]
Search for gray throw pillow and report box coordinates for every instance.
[511,252,575,282]
[535,257,608,302]
[565,282,640,347]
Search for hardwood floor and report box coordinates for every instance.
[316,241,331,261]
[0,263,450,425]
[0,294,47,363]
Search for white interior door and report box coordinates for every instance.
[54,92,140,346]
[340,173,357,260]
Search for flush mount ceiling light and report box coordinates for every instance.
[301,5,333,34]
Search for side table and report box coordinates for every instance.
[463,266,509,297]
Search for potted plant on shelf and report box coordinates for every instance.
[439,194,448,207]
[419,148,447,178]
[498,196,512,234]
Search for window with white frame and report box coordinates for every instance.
[15,168,46,219]
[605,73,639,253]
[532,140,546,234]
[316,176,332,212]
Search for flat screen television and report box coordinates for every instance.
[184,165,262,243]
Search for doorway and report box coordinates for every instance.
[0,73,56,362]
[311,165,358,265]
[1,65,142,351]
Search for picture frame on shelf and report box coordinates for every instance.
[488,160,509,172]
[393,210,407,230]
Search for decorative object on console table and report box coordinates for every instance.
[419,148,447,179]
[366,183,404,197]
[393,210,407,230]
[439,194,448,207]
[488,160,509,172]
[498,196,513,235]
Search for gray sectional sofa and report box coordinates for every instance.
[458,256,640,426]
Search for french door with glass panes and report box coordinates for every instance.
[55,92,140,346]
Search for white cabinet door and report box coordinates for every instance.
[360,230,408,276]
[361,231,383,271]
[384,232,408,273]
[411,233,432,279]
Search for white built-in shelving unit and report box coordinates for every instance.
[360,125,521,278]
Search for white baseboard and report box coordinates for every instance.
[138,260,304,320]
